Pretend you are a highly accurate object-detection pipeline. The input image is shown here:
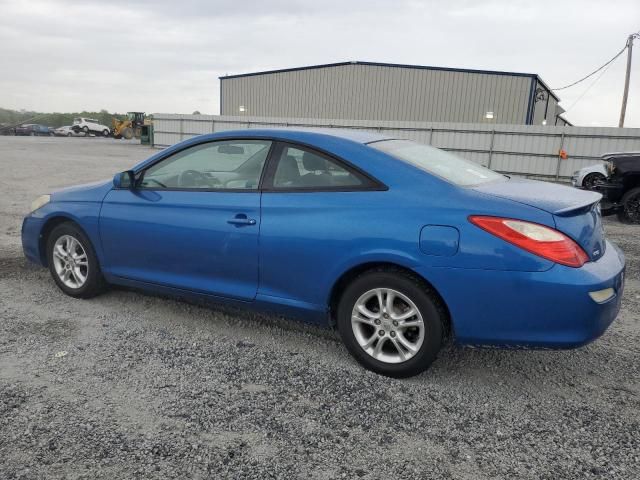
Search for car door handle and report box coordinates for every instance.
[227,214,256,226]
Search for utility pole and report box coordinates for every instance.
[619,34,637,127]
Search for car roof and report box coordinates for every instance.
[209,128,394,145]
[601,151,640,159]
[134,128,400,174]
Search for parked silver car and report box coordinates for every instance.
[54,126,86,137]
[572,152,640,190]
[571,163,608,189]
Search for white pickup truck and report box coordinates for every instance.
[72,118,111,136]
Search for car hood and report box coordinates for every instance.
[51,179,113,202]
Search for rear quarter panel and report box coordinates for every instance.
[258,178,557,312]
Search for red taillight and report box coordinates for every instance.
[469,216,589,268]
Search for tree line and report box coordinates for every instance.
[0,108,126,128]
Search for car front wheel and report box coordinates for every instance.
[337,269,446,378]
[46,222,105,298]
[583,172,605,190]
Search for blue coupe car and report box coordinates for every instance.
[22,129,625,377]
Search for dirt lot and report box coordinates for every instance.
[1,136,639,479]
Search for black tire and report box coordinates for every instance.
[583,172,605,190]
[336,268,446,378]
[617,187,640,224]
[82,126,89,134]
[102,129,109,137]
[122,127,134,140]
[46,222,105,298]
[67,132,72,137]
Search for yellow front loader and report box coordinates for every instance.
[112,112,150,140]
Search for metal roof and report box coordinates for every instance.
[219,60,559,101]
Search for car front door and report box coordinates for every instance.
[258,142,386,308]
[99,138,272,301]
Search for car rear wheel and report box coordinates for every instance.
[337,269,446,378]
[102,129,109,137]
[67,132,72,137]
[583,172,605,190]
[617,187,640,224]
[46,222,105,298]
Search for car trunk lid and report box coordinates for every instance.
[473,178,606,261]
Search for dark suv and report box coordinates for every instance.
[597,152,640,223]
[14,124,54,136]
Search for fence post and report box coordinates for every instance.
[487,129,496,168]
[179,118,184,141]
[211,118,215,133]
[555,131,565,180]
[428,127,434,145]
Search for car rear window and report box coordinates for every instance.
[370,139,505,186]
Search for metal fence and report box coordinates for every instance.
[152,114,640,181]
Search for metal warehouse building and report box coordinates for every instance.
[220,61,571,126]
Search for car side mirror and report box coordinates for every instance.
[113,170,136,189]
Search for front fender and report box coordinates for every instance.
[25,201,106,266]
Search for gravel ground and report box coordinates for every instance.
[1,136,639,479]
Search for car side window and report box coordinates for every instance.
[139,140,272,190]
[271,145,365,189]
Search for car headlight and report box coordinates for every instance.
[30,194,50,213]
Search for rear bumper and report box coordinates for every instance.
[418,239,625,348]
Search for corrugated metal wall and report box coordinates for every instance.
[152,114,640,181]
[220,64,533,125]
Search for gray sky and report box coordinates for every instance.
[1,0,639,127]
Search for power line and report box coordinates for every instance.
[562,52,619,113]
[551,41,628,91]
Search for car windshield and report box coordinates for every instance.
[73,118,81,124]
[370,139,505,186]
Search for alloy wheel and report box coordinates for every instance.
[52,235,89,288]
[351,288,425,364]
[584,173,604,190]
